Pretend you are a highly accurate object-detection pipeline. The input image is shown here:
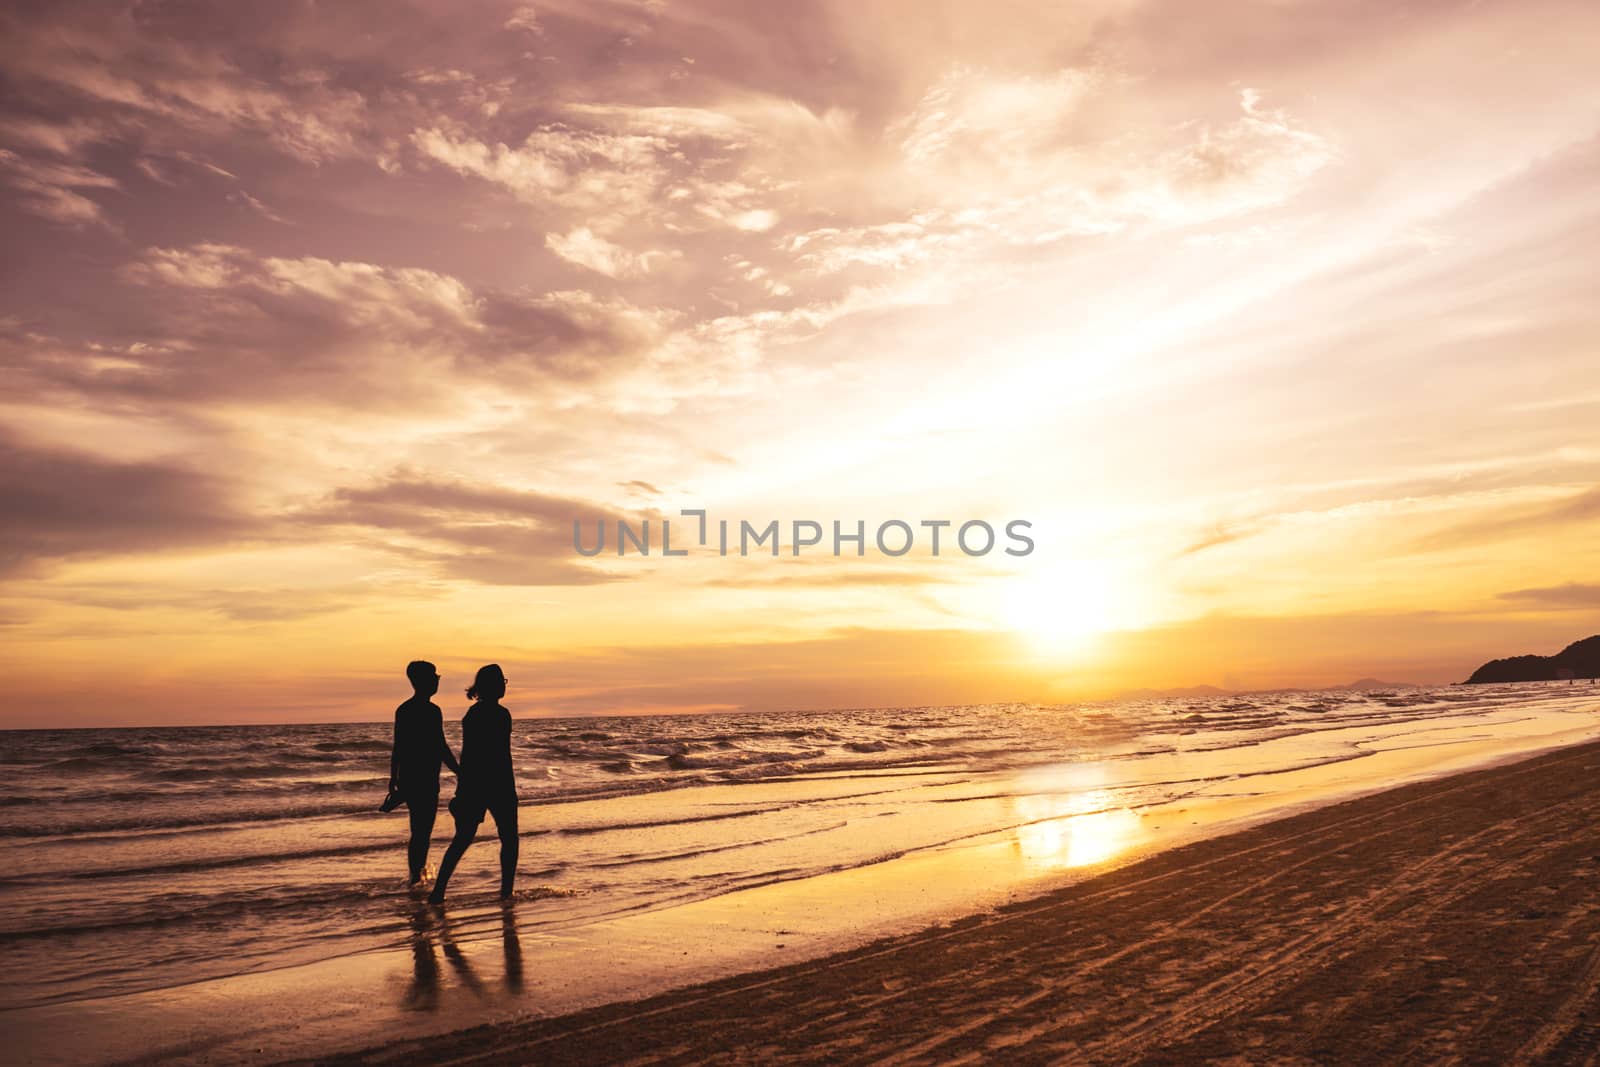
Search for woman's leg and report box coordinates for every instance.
[428,816,478,904]
[492,798,519,898]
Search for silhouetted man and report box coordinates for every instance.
[389,660,461,885]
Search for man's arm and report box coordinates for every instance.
[389,708,402,790]
[437,708,461,775]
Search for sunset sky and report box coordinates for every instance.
[3,0,1599,727]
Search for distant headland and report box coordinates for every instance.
[1464,635,1600,684]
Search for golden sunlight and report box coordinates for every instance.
[1012,790,1145,870]
[1000,560,1125,659]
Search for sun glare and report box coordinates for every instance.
[1012,790,1144,870]
[1001,560,1125,658]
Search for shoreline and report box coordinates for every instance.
[302,734,1600,1065]
[7,702,1598,1066]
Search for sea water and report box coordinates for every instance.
[3,682,1596,1016]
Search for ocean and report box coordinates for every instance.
[3,682,1597,1022]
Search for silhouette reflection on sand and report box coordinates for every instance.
[403,900,525,1011]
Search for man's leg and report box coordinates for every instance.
[406,791,438,884]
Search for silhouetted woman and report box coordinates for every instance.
[429,664,519,904]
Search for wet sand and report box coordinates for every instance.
[309,738,1600,1065]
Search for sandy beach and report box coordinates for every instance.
[303,736,1600,1066]
[8,689,1600,1066]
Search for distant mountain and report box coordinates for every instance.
[1110,679,1420,701]
[1112,685,1233,701]
[1337,678,1419,691]
[1464,635,1600,684]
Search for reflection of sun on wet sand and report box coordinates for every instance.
[316,739,1600,1065]
[1011,790,1146,870]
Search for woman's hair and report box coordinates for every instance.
[466,663,506,701]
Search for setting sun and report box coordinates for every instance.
[997,560,1130,659]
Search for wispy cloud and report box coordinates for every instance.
[1497,583,1600,610]
[1415,487,1600,552]
[297,471,630,587]
[0,433,250,574]
[0,149,120,228]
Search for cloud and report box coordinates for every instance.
[0,8,368,166]
[0,115,110,156]
[124,242,249,289]
[409,120,674,229]
[1179,517,1272,556]
[1416,487,1600,551]
[775,78,1333,302]
[36,580,401,623]
[545,227,670,278]
[504,6,544,35]
[0,434,247,574]
[299,471,630,587]
[89,243,681,408]
[893,66,1101,172]
[7,237,834,431]
[408,107,780,237]
[311,475,606,527]
[0,149,120,228]
[0,433,653,591]
[1159,89,1334,220]
[490,627,1041,716]
[786,219,938,271]
[228,190,291,225]
[706,567,959,589]
[1497,583,1600,610]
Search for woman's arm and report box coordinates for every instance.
[438,710,461,775]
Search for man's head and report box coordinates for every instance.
[406,660,440,698]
